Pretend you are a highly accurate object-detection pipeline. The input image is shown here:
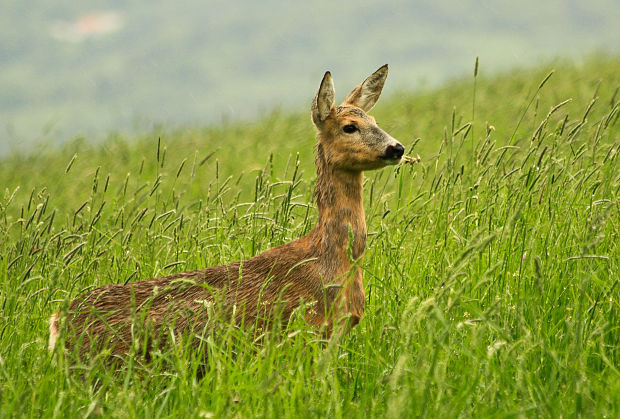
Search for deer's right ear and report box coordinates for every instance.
[312,71,335,126]
[342,64,388,112]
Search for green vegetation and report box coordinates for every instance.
[1,56,619,417]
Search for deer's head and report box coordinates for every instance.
[311,65,404,171]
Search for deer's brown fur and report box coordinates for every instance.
[49,65,404,360]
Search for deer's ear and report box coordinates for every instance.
[312,71,335,126]
[342,64,388,112]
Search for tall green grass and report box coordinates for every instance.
[1,56,619,417]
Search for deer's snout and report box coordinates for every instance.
[383,143,405,160]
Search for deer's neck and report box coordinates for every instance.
[312,143,366,266]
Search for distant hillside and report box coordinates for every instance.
[1,0,619,154]
[1,54,618,216]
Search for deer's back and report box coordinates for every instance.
[61,237,325,357]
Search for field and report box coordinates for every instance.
[1,56,619,417]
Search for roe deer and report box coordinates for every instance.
[48,65,405,360]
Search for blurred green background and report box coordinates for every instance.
[2,0,619,154]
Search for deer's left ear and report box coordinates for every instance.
[342,64,388,112]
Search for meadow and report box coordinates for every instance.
[0,56,619,417]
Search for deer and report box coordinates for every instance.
[48,65,405,362]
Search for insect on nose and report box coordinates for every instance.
[385,143,405,160]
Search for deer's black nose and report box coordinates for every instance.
[384,143,405,160]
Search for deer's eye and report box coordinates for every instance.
[342,124,358,134]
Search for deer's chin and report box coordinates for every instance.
[380,156,402,166]
[354,158,399,171]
